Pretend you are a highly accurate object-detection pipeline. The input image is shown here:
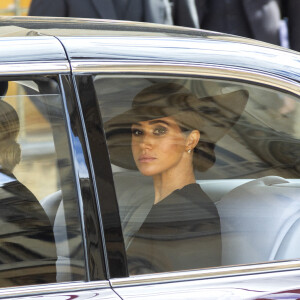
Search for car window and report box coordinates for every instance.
[95,75,300,276]
[0,78,85,287]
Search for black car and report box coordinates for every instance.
[0,16,299,299]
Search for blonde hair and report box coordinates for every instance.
[0,100,20,172]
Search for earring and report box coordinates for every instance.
[187,149,192,153]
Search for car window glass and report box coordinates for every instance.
[95,76,300,276]
[0,79,85,288]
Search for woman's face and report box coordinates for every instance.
[131,116,189,177]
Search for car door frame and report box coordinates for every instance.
[0,43,117,298]
[71,59,300,296]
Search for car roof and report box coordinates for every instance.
[0,16,300,86]
[0,15,293,50]
[0,16,234,38]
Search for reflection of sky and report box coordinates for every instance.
[63,36,300,81]
[73,136,89,179]
[0,172,15,186]
[0,37,66,63]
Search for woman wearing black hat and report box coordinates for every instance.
[105,82,248,274]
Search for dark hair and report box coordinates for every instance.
[195,140,216,172]
[179,126,216,172]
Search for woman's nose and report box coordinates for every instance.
[139,133,153,149]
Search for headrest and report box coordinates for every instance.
[217,176,300,264]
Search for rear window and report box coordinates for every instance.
[0,78,85,287]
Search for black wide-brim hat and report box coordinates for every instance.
[105,83,249,171]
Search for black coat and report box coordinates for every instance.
[194,0,300,51]
[0,170,57,287]
[29,0,300,51]
[171,0,300,52]
[127,183,221,275]
[284,0,300,52]
[28,0,173,25]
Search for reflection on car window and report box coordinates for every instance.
[0,79,85,287]
[96,76,300,276]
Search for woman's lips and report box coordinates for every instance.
[138,155,156,163]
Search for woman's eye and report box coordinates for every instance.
[131,128,143,136]
[153,126,167,136]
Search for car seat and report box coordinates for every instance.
[216,176,300,265]
[41,191,72,282]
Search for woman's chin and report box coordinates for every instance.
[137,166,158,177]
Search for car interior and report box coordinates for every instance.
[0,79,85,285]
[0,73,299,283]
[96,75,300,274]
[21,75,300,278]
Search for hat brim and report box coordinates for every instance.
[105,89,249,171]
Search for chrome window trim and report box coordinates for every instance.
[0,280,110,299]
[0,61,70,75]
[71,61,300,96]
[110,260,300,287]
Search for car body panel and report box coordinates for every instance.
[1,16,300,82]
[60,35,300,84]
[59,75,108,281]
[112,269,300,300]
[70,61,300,98]
[0,281,120,300]
[109,261,300,299]
[0,36,66,63]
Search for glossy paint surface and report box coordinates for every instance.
[0,36,66,63]
[61,36,300,83]
[59,75,107,281]
[1,16,299,83]
[0,281,120,299]
[113,268,300,300]
[0,15,299,300]
[74,75,128,279]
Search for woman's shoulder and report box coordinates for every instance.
[0,170,50,223]
[151,183,219,219]
[162,183,211,205]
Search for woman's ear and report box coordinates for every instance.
[186,130,200,150]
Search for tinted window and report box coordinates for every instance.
[95,76,300,275]
[0,78,85,287]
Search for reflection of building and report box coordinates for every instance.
[2,82,59,201]
[0,0,30,16]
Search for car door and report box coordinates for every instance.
[0,35,120,299]
[66,30,300,299]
